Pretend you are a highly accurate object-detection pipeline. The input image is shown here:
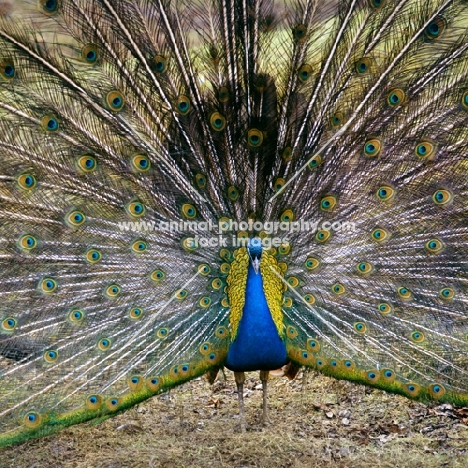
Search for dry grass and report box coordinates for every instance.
[1,371,467,468]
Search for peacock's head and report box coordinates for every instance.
[248,238,263,273]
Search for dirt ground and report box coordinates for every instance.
[1,370,467,468]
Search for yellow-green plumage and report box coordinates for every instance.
[0,0,467,446]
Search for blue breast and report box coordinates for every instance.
[225,263,288,372]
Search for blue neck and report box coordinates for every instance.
[225,263,287,372]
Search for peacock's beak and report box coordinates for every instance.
[252,257,260,274]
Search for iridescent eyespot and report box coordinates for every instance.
[69,309,85,323]
[131,239,147,253]
[129,307,143,320]
[218,86,230,103]
[432,189,452,205]
[287,276,299,288]
[305,257,320,270]
[157,328,168,339]
[227,186,239,201]
[315,230,331,243]
[356,262,373,275]
[24,412,41,428]
[17,173,37,190]
[307,153,323,170]
[428,383,445,398]
[425,238,444,254]
[283,297,293,308]
[354,322,366,333]
[211,278,223,290]
[105,90,125,112]
[381,369,396,382]
[180,203,196,219]
[378,302,392,315]
[210,112,226,131]
[105,284,121,298]
[65,210,86,227]
[77,155,97,173]
[44,349,58,363]
[175,289,188,300]
[176,95,190,115]
[86,249,102,263]
[221,297,229,307]
[439,288,454,301]
[195,173,207,189]
[292,24,307,42]
[40,277,57,293]
[298,64,312,82]
[274,178,285,192]
[247,128,263,147]
[98,338,112,351]
[41,0,58,14]
[19,234,37,251]
[125,201,146,218]
[131,154,151,173]
[2,317,17,331]
[414,141,435,160]
[86,394,102,410]
[398,286,413,300]
[220,263,230,275]
[330,112,344,129]
[200,342,212,355]
[404,383,420,396]
[286,326,298,338]
[41,115,59,132]
[424,16,446,40]
[332,283,346,295]
[355,57,372,74]
[320,195,337,211]
[218,217,231,232]
[198,264,211,276]
[371,227,389,242]
[0,60,15,80]
[152,55,167,73]
[199,296,211,308]
[282,147,293,161]
[368,0,385,8]
[81,44,98,64]
[128,375,143,391]
[410,331,424,343]
[365,370,380,382]
[341,360,355,370]
[182,237,199,251]
[462,91,468,109]
[364,138,382,157]
[278,243,291,255]
[303,293,315,305]
[215,326,228,339]
[280,209,294,223]
[307,339,320,352]
[387,88,407,107]
[106,397,120,411]
[147,377,162,392]
[376,185,395,201]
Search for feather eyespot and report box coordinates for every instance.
[364,138,382,157]
[278,243,290,255]
[210,112,226,131]
[0,60,15,80]
[227,186,239,201]
[24,412,41,428]
[106,398,120,411]
[425,238,444,254]
[404,383,421,397]
[305,257,320,270]
[371,227,389,242]
[215,326,228,339]
[381,369,396,382]
[387,88,407,107]
[194,173,207,189]
[181,203,197,219]
[104,284,121,298]
[282,147,293,161]
[280,209,294,223]
[298,64,312,82]
[77,155,97,173]
[398,286,413,301]
[376,185,395,201]
[125,201,146,218]
[320,195,337,211]
[292,24,307,42]
[332,283,346,295]
[85,248,102,263]
[18,234,37,251]
[414,141,436,160]
[128,375,143,391]
[365,370,380,383]
[69,309,85,323]
[175,289,188,300]
[176,95,190,115]
[199,296,211,308]
[432,189,452,205]
[378,302,392,315]
[105,90,125,112]
[17,173,37,190]
[131,239,147,253]
[151,269,165,282]
[307,154,322,169]
[354,322,366,333]
[98,338,112,351]
[355,57,372,74]
[330,112,344,129]
[44,349,58,363]
[41,115,59,132]
[368,0,386,9]
[131,154,151,173]
[129,307,143,320]
[287,276,299,288]
[221,297,229,307]
[428,383,445,399]
[462,91,468,109]
[220,263,230,275]
[81,44,98,64]
[40,277,57,293]
[424,17,446,40]
[157,328,169,339]
[286,326,298,338]
[199,342,213,355]
[315,230,331,243]
[274,178,285,192]
[198,264,211,276]
[41,0,58,14]
[146,377,162,392]
[65,210,86,227]
[356,262,373,275]
[211,278,223,290]
[439,288,454,301]
[247,128,263,147]
[410,331,424,343]
[306,338,320,352]
[303,293,315,305]
[2,317,17,332]
[86,394,102,410]
[152,55,167,73]
[218,86,230,103]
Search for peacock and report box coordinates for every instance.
[0,0,467,446]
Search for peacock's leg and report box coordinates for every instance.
[234,371,247,432]
[260,370,271,426]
